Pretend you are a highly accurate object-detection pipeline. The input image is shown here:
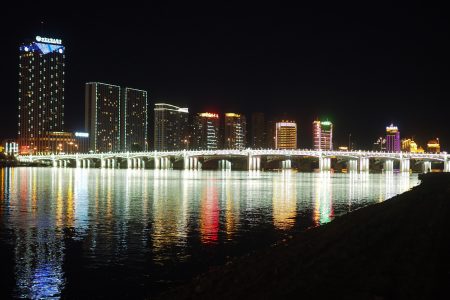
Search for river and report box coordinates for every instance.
[0,167,419,299]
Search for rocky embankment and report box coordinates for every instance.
[159,173,450,300]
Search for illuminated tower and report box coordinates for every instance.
[18,36,65,154]
[224,113,246,149]
[192,113,220,150]
[275,121,297,149]
[85,82,121,152]
[312,120,333,150]
[154,103,189,151]
[386,124,400,152]
[121,88,148,151]
[251,112,265,148]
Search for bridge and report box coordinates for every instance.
[17,149,450,173]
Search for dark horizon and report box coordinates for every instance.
[1,2,449,149]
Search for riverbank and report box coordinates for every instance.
[159,173,450,299]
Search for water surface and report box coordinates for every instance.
[0,168,419,298]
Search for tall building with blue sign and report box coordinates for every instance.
[18,36,65,154]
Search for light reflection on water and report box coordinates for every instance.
[0,167,419,298]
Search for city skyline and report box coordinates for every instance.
[1,4,449,150]
[10,33,444,154]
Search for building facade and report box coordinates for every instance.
[224,113,246,149]
[121,88,148,151]
[401,138,420,153]
[192,113,220,150]
[33,131,89,154]
[275,121,297,149]
[154,103,189,151]
[85,83,121,152]
[427,139,440,153]
[251,112,265,148]
[2,140,19,156]
[18,36,65,154]
[312,120,333,150]
[386,124,400,152]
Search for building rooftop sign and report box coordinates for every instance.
[35,36,62,45]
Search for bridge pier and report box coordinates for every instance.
[422,161,431,173]
[347,159,358,172]
[400,158,410,172]
[281,159,291,169]
[359,157,369,172]
[248,156,261,171]
[193,157,201,170]
[383,159,394,172]
[319,157,331,171]
[444,160,450,172]
[219,160,231,170]
[185,157,201,170]
[155,157,172,170]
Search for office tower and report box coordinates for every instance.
[154,103,189,151]
[251,112,265,148]
[312,120,333,150]
[192,112,220,150]
[427,138,440,153]
[18,35,65,154]
[275,121,297,149]
[386,124,400,152]
[224,113,246,149]
[85,82,121,152]
[121,88,148,151]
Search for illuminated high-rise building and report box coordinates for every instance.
[18,36,65,154]
[121,88,148,151]
[154,103,189,151]
[251,112,265,148]
[427,139,440,153]
[85,82,121,152]
[386,124,400,152]
[312,120,333,150]
[275,121,297,149]
[224,113,246,149]
[192,113,220,150]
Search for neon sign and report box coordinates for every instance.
[35,36,62,45]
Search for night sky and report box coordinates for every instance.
[2,2,449,149]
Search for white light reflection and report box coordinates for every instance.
[273,170,297,230]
